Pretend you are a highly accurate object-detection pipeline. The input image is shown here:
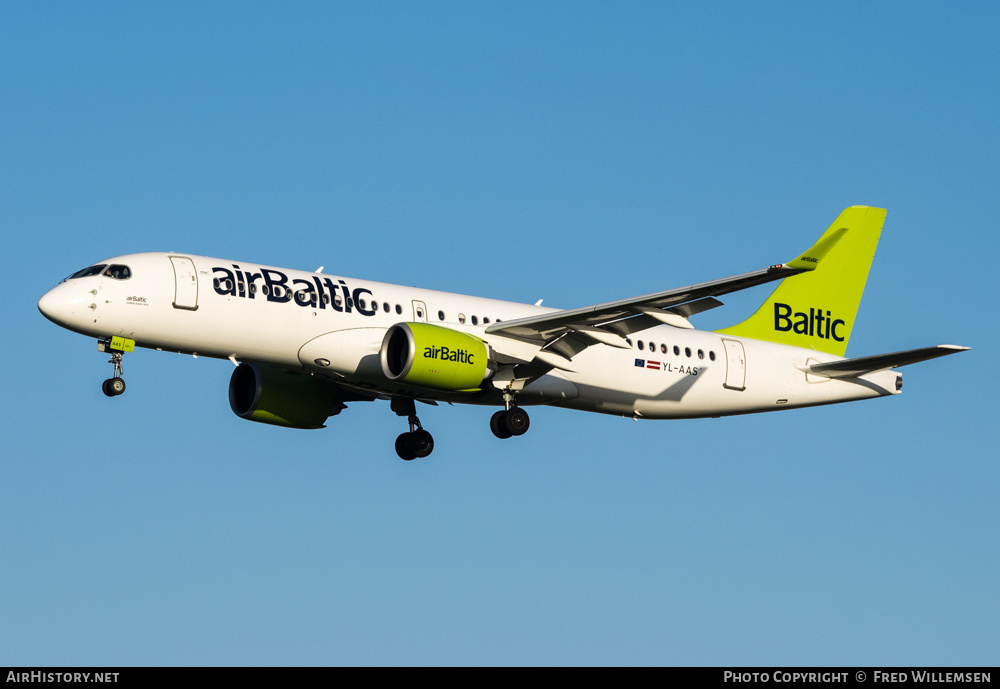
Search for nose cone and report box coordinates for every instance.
[38,283,90,329]
[38,287,66,324]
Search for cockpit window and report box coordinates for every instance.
[103,264,131,280]
[67,264,108,279]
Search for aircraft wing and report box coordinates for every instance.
[486,264,797,342]
[806,345,971,379]
[485,226,846,361]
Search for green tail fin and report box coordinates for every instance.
[715,206,886,356]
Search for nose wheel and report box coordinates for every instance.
[102,374,126,397]
[391,397,434,461]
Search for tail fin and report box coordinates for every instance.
[715,206,886,356]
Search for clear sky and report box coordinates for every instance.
[2,2,997,666]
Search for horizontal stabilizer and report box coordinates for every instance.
[806,345,970,379]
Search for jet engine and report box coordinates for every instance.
[229,362,340,429]
[380,323,496,391]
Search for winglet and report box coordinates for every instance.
[785,226,848,271]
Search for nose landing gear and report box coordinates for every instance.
[391,396,434,461]
[98,337,134,397]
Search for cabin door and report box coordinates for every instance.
[722,339,746,391]
[170,256,199,311]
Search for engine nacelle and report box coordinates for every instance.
[229,362,338,429]
[380,322,496,391]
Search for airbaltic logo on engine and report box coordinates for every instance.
[423,346,475,365]
[774,302,846,341]
[211,265,377,316]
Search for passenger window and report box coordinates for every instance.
[438,310,445,321]
[637,341,644,351]
[660,344,667,354]
[698,349,704,360]
[471,316,478,325]
[709,351,716,361]
[483,317,490,324]
[685,347,691,357]
[458,314,466,324]
[383,303,390,313]
[673,346,680,356]
[395,304,402,315]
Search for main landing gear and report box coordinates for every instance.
[390,390,530,460]
[490,389,530,440]
[391,397,434,461]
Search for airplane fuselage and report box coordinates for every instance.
[38,251,900,421]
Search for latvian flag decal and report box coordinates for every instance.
[635,359,661,371]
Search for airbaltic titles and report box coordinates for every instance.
[212,264,378,315]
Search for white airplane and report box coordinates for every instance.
[38,206,968,460]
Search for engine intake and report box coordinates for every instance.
[380,323,495,391]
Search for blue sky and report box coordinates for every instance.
[2,2,996,666]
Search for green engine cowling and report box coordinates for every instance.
[380,322,496,391]
[229,363,338,429]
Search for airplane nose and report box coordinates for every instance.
[37,288,61,323]
[38,285,80,326]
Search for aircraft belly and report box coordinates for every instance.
[298,327,387,377]
[520,372,579,401]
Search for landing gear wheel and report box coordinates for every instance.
[490,410,513,439]
[409,429,434,458]
[391,396,435,460]
[504,407,530,436]
[395,433,417,461]
[102,377,126,397]
[395,430,435,461]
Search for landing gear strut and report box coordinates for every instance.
[101,345,126,397]
[391,397,434,461]
[490,389,530,439]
